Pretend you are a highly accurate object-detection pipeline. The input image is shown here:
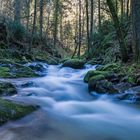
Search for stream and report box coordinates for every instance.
[0,63,140,140]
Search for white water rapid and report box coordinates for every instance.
[0,63,140,140]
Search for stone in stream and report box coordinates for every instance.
[0,99,37,126]
[89,79,118,94]
[21,81,36,88]
[0,82,17,96]
[0,64,39,78]
[62,59,85,69]
[25,63,48,72]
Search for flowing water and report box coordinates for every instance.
[0,63,140,140]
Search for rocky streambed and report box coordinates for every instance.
[0,59,140,136]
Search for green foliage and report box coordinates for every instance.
[8,21,26,41]
[0,67,11,78]
[88,16,131,64]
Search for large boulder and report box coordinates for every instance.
[84,70,111,83]
[0,99,37,125]
[116,86,140,102]
[25,62,48,72]
[114,82,133,93]
[116,93,140,102]
[88,78,118,94]
[11,65,38,78]
[0,63,39,78]
[62,59,85,69]
[0,82,17,96]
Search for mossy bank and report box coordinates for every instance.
[84,63,140,102]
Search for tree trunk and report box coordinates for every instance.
[107,0,128,62]
[53,0,59,47]
[77,0,82,58]
[98,0,101,31]
[14,0,21,23]
[132,0,140,60]
[85,0,90,54]
[90,0,94,49]
[26,0,30,31]
[29,0,37,52]
[39,0,44,39]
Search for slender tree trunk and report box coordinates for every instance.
[60,7,63,42]
[29,0,37,52]
[107,0,128,62]
[77,0,82,58]
[98,0,101,31]
[39,0,44,39]
[85,0,90,54]
[121,0,124,21]
[132,0,140,60]
[126,0,130,17]
[53,0,59,47]
[89,0,94,49]
[26,0,30,31]
[14,0,21,23]
[46,3,51,39]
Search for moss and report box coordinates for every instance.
[12,65,38,78]
[84,70,110,83]
[127,76,136,84]
[62,59,85,69]
[97,63,120,72]
[0,65,39,78]
[89,75,105,82]
[0,67,11,78]
[0,99,37,125]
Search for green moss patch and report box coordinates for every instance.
[62,59,85,69]
[0,64,39,78]
[0,99,37,125]
[84,70,111,83]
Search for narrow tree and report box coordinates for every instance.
[29,0,37,52]
[85,0,90,54]
[98,0,101,31]
[14,0,21,23]
[26,0,31,31]
[53,0,60,47]
[132,0,140,60]
[39,0,44,39]
[90,0,94,49]
[106,0,128,62]
[77,0,82,58]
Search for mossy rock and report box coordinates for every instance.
[0,65,38,78]
[47,57,59,65]
[62,59,85,69]
[0,67,11,78]
[0,82,17,96]
[84,70,110,83]
[88,75,105,91]
[0,99,37,125]
[89,79,118,94]
[97,63,120,72]
[12,66,38,78]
